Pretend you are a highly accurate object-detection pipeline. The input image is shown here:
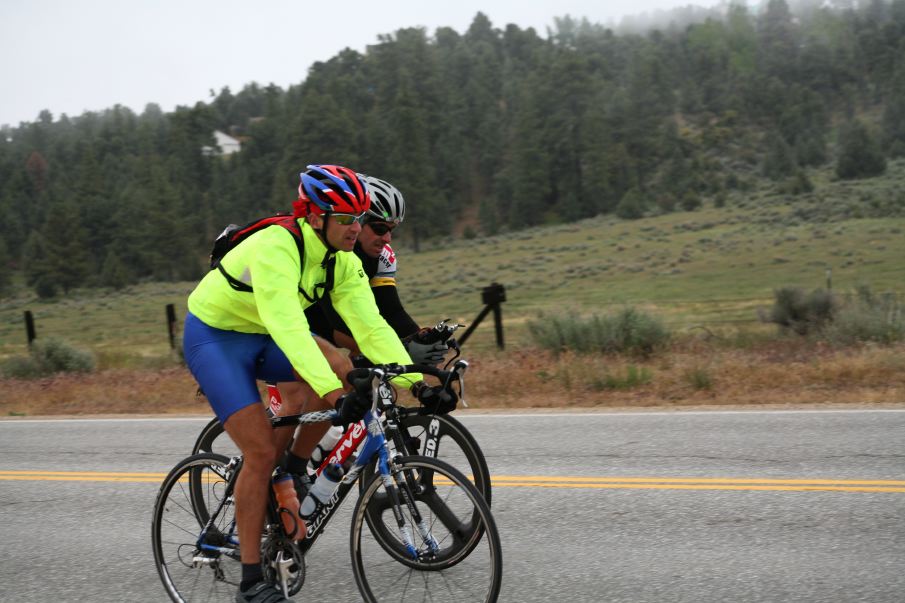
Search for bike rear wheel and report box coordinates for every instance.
[350,456,503,602]
[152,452,240,603]
[192,416,240,457]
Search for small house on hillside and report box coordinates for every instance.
[203,130,241,156]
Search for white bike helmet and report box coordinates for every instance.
[359,174,405,223]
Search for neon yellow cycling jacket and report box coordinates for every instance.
[188,219,418,397]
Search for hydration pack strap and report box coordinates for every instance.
[218,229,336,302]
[217,263,254,292]
[299,254,336,303]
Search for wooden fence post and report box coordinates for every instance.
[166,304,177,350]
[24,311,36,347]
[457,283,506,349]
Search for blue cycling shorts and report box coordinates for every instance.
[182,312,296,424]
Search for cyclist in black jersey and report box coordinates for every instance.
[303,174,447,366]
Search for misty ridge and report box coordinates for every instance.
[0,0,903,299]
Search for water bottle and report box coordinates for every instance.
[272,472,304,540]
[308,425,344,473]
[300,463,344,518]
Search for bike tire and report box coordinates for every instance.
[152,452,239,603]
[350,455,503,603]
[359,412,491,566]
[192,416,239,457]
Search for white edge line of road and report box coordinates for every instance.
[2,408,905,424]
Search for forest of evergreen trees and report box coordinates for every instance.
[1,0,904,298]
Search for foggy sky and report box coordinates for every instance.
[0,0,731,127]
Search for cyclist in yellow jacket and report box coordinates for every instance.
[183,164,451,603]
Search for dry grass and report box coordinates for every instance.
[455,342,905,409]
[2,341,904,417]
[0,367,206,417]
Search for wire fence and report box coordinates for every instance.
[6,281,903,355]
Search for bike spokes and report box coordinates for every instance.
[351,457,502,602]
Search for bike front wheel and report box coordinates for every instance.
[350,456,503,603]
[152,452,239,603]
[361,410,492,504]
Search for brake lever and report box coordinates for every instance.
[448,360,468,408]
[434,318,465,340]
[368,368,385,414]
[442,339,462,370]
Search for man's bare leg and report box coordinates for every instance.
[222,403,280,566]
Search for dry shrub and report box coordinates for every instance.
[1,338,95,378]
[763,287,835,335]
[526,308,670,357]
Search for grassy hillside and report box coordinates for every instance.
[1,160,903,360]
[400,159,905,344]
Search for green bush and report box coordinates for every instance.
[836,119,887,180]
[615,188,646,220]
[824,287,904,345]
[591,365,653,390]
[762,285,904,345]
[0,356,44,379]
[684,367,714,390]
[777,170,814,195]
[0,337,96,378]
[764,287,836,335]
[680,191,702,211]
[527,307,670,357]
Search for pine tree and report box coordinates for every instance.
[836,120,887,179]
[99,250,133,290]
[615,188,646,219]
[22,231,56,298]
[39,199,94,293]
[0,236,11,297]
[758,0,799,81]
[385,64,442,247]
[882,62,905,156]
[762,131,797,180]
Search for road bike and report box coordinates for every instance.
[191,321,492,506]
[192,384,492,503]
[152,362,503,602]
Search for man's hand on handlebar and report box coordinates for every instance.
[413,382,458,416]
[405,339,448,366]
[402,320,464,366]
[333,391,369,425]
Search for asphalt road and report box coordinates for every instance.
[1,408,903,602]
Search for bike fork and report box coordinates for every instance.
[385,466,440,558]
[381,471,419,558]
[397,474,440,555]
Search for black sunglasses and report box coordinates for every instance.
[366,222,397,236]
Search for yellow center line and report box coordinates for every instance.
[0,475,170,483]
[0,470,169,478]
[479,482,905,493]
[1,470,902,492]
[490,475,905,486]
